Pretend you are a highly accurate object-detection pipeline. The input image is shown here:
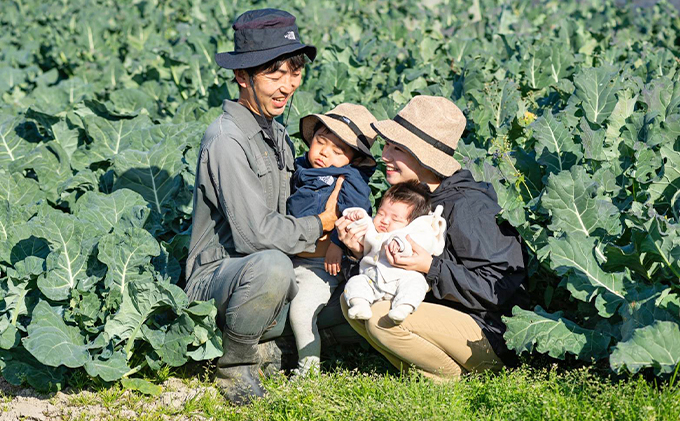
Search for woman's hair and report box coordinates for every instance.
[381,181,431,221]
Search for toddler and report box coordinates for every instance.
[287,103,377,376]
[344,182,446,323]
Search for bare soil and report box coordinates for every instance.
[0,377,218,420]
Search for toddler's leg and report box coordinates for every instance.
[344,274,376,320]
[389,273,429,323]
[289,258,340,377]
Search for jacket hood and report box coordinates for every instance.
[431,169,498,204]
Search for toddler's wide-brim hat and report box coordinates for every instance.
[300,103,378,167]
[215,9,317,70]
[372,95,466,178]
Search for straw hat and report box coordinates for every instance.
[372,96,466,178]
[300,103,378,167]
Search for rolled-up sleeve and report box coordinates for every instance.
[206,135,322,255]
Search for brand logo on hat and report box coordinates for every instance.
[341,116,351,125]
[284,31,296,40]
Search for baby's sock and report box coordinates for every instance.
[347,298,372,320]
[388,304,415,323]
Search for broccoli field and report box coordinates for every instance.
[1,0,679,391]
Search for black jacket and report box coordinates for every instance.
[425,170,529,361]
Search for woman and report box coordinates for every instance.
[336,95,529,380]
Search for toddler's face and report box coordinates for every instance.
[373,199,412,233]
[307,127,355,169]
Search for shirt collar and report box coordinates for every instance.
[222,99,284,141]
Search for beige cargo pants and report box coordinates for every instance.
[340,296,504,380]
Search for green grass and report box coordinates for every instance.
[49,357,680,421]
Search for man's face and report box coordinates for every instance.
[307,127,355,169]
[237,61,302,119]
[373,199,412,233]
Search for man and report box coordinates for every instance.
[185,8,341,405]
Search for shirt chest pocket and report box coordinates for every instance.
[254,153,275,206]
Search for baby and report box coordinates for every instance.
[287,103,377,377]
[344,181,446,323]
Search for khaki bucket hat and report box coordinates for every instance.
[372,95,466,178]
[300,103,378,167]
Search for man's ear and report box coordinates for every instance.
[234,69,249,90]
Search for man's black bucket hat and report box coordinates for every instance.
[215,9,317,70]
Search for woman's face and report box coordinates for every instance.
[381,140,425,185]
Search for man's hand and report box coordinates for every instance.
[324,242,343,276]
[385,235,433,274]
[317,177,345,232]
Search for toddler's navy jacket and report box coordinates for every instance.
[287,155,374,246]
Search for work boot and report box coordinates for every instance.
[257,336,298,377]
[215,333,265,405]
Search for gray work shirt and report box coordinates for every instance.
[184,100,323,301]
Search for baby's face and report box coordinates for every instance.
[307,127,355,169]
[373,199,412,233]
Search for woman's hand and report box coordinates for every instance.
[335,215,367,258]
[317,177,345,232]
[386,235,433,274]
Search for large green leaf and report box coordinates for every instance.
[0,116,36,165]
[97,227,160,295]
[0,170,45,207]
[618,286,680,341]
[532,112,582,174]
[1,349,67,392]
[639,218,680,279]
[548,233,627,317]
[32,210,94,301]
[81,114,153,163]
[574,67,619,124]
[469,79,520,137]
[108,88,157,117]
[8,141,73,203]
[185,300,222,361]
[153,313,194,367]
[503,305,610,361]
[604,90,638,144]
[647,145,680,211]
[73,189,150,234]
[642,77,680,122]
[84,350,130,382]
[50,121,80,159]
[112,141,185,214]
[610,321,680,375]
[23,301,89,368]
[104,281,185,360]
[541,166,622,237]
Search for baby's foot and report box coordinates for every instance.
[388,304,415,323]
[347,298,372,320]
